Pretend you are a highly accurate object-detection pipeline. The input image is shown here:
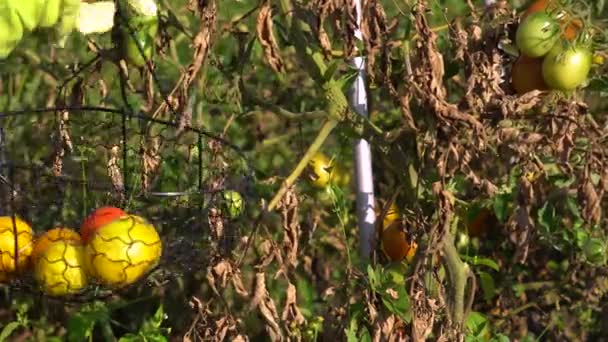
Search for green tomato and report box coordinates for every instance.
[516,12,560,57]
[542,43,592,91]
[583,237,606,266]
[222,190,244,219]
[121,16,158,67]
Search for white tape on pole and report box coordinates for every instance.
[350,0,376,260]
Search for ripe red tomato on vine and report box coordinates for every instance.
[511,55,547,94]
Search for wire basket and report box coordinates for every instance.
[0,104,255,301]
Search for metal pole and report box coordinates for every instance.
[350,0,376,260]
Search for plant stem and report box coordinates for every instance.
[442,229,470,328]
[267,119,338,211]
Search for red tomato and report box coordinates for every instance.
[511,55,548,94]
[80,206,127,243]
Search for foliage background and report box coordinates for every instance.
[0,0,608,341]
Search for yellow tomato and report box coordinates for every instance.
[376,201,400,228]
[307,152,334,188]
[0,216,33,282]
[31,227,81,263]
[85,215,162,287]
[34,240,88,296]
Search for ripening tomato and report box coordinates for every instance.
[375,200,400,229]
[522,0,550,18]
[80,206,127,243]
[511,55,548,94]
[516,12,560,58]
[381,221,417,263]
[542,43,592,91]
[521,0,583,41]
[561,18,583,41]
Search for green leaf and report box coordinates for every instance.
[359,327,372,342]
[493,193,511,223]
[118,334,139,342]
[323,60,341,83]
[367,265,381,292]
[380,285,412,323]
[537,201,557,236]
[478,271,496,302]
[0,322,21,342]
[345,319,359,342]
[586,77,608,93]
[466,311,491,340]
[460,255,500,272]
[491,334,511,342]
[67,302,110,342]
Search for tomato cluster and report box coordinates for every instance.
[511,0,593,93]
[0,207,162,297]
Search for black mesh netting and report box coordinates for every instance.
[0,105,256,300]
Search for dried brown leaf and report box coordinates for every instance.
[107,145,125,195]
[252,272,283,341]
[256,2,285,73]
[277,189,301,269]
[281,282,306,334]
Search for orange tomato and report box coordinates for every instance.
[511,55,548,95]
[522,0,550,18]
[381,221,417,262]
[80,206,127,243]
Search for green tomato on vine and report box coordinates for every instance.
[221,190,244,219]
[516,12,560,58]
[583,237,607,266]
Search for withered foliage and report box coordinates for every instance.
[17,0,607,340]
[257,1,285,74]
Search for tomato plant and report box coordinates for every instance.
[516,11,560,57]
[542,42,592,90]
[521,0,583,40]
